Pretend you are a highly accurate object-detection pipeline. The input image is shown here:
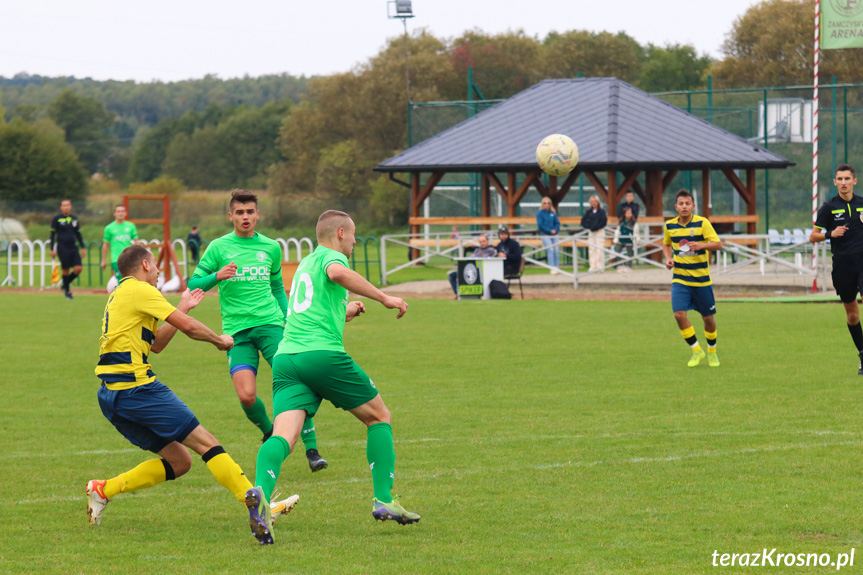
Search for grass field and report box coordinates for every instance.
[2,292,863,574]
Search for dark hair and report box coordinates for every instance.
[117,245,152,276]
[675,189,693,201]
[836,163,856,177]
[230,189,258,210]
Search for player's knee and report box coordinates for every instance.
[164,450,192,477]
[237,394,256,407]
[849,310,860,324]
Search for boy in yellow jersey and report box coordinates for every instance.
[87,245,296,532]
[662,189,723,367]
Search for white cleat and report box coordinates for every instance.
[270,494,300,524]
[86,480,110,525]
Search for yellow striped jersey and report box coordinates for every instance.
[95,277,177,390]
[662,215,720,287]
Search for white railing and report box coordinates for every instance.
[1,236,316,289]
[380,229,831,290]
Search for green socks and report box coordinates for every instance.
[255,435,290,503]
[301,414,318,450]
[242,397,273,435]
[366,422,396,503]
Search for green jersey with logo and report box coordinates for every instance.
[103,221,139,262]
[278,246,349,354]
[192,232,285,336]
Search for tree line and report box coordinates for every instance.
[2,1,861,225]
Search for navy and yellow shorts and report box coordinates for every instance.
[227,324,283,376]
[671,282,717,317]
[97,380,199,453]
[272,350,379,418]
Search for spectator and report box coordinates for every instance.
[583,195,608,272]
[450,226,461,240]
[613,207,639,273]
[495,227,522,276]
[187,226,202,263]
[616,190,640,221]
[448,234,498,296]
[537,197,561,274]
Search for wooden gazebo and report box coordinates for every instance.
[375,78,794,237]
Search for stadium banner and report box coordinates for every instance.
[822,1,863,49]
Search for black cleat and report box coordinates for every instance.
[858,351,863,376]
[261,430,273,443]
[306,448,328,472]
[64,289,74,300]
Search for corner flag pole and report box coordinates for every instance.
[812,0,821,291]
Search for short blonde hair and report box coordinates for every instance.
[316,210,352,242]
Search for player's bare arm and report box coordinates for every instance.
[101,242,109,269]
[662,245,674,269]
[810,226,847,243]
[345,301,366,322]
[326,264,407,319]
[153,303,233,353]
[216,261,238,281]
[687,240,722,252]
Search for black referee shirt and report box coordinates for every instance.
[814,193,863,256]
[49,214,85,249]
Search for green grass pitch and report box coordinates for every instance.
[2,291,862,574]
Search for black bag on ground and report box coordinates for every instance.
[489,279,512,299]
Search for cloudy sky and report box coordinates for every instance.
[0,0,767,82]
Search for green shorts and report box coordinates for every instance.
[272,350,379,417]
[227,324,284,376]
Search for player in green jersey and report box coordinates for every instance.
[245,210,417,545]
[187,190,327,473]
[101,204,139,282]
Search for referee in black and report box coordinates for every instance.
[49,198,86,300]
[811,163,863,374]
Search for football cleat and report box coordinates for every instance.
[86,479,110,525]
[270,494,299,524]
[244,487,273,545]
[372,496,420,525]
[687,348,706,368]
[707,350,720,367]
[306,449,328,472]
[858,351,863,376]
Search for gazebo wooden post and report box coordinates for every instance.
[481,173,491,230]
[701,170,711,218]
[607,171,618,215]
[409,172,422,261]
[507,173,518,218]
[746,169,757,234]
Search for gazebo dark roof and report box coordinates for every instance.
[376,77,793,173]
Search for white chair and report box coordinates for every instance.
[768,228,782,245]
[781,228,793,244]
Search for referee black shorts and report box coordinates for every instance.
[831,253,863,303]
[57,244,82,269]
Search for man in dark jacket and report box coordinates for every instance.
[616,191,640,221]
[495,227,522,276]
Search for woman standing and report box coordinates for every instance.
[537,197,561,274]
[582,195,608,272]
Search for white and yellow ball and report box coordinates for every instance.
[536,134,579,177]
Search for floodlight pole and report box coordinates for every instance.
[387,1,415,103]
[402,17,411,102]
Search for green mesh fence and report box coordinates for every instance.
[408,82,863,234]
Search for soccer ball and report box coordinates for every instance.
[536,134,579,177]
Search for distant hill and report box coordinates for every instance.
[0,72,312,129]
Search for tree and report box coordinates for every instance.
[47,89,113,174]
[714,0,863,87]
[451,30,541,98]
[538,31,646,84]
[639,44,712,92]
[0,119,87,201]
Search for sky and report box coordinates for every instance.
[0,0,763,83]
